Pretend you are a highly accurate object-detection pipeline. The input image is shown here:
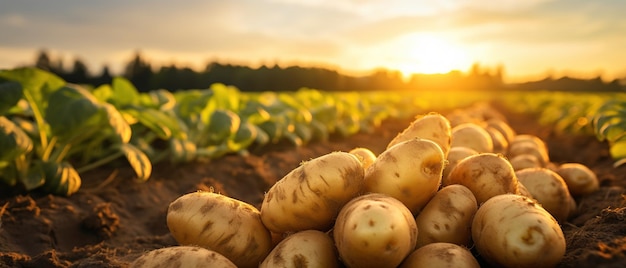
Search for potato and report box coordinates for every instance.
[472,194,566,268]
[486,118,516,143]
[515,168,573,222]
[450,123,494,153]
[166,191,272,268]
[260,230,339,268]
[485,126,509,154]
[399,242,480,268]
[333,193,418,268]
[365,138,445,214]
[130,246,237,268]
[555,163,599,197]
[508,135,550,166]
[261,151,364,233]
[386,113,452,158]
[349,147,377,170]
[442,146,478,181]
[508,154,541,171]
[443,153,519,204]
[414,184,477,248]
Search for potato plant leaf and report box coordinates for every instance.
[169,138,197,163]
[39,161,81,196]
[45,86,106,143]
[111,77,140,107]
[203,109,241,146]
[0,116,33,162]
[122,106,183,140]
[0,82,23,115]
[118,143,152,181]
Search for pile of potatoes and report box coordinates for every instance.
[131,104,600,268]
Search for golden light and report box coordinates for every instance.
[385,33,472,78]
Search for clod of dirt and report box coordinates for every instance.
[81,203,120,239]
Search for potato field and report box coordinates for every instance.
[1,68,626,267]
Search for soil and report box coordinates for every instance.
[1,104,625,268]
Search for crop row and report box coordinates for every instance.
[0,67,623,196]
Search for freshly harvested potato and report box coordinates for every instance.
[450,123,494,153]
[399,242,480,268]
[260,230,339,268]
[508,135,550,166]
[261,151,364,233]
[130,246,237,268]
[414,184,477,248]
[472,194,566,268]
[443,146,478,181]
[555,163,599,197]
[485,126,509,154]
[508,154,541,171]
[365,138,445,214]
[166,191,272,268]
[334,193,418,268]
[486,118,516,143]
[386,113,452,158]
[515,168,574,222]
[349,147,377,170]
[443,153,519,204]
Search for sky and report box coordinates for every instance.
[1,0,625,83]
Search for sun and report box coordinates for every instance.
[385,34,471,78]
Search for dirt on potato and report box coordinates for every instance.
[0,104,625,268]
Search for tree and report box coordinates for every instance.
[124,51,153,92]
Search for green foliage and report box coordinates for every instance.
[593,99,626,167]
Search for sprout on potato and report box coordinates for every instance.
[261,151,364,233]
[472,194,566,268]
[365,138,445,214]
[166,191,273,268]
[333,193,418,268]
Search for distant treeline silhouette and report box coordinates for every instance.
[29,50,625,92]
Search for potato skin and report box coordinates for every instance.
[450,123,494,153]
[334,193,418,268]
[443,153,519,204]
[515,168,573,222]
[443,146,478,181]
[260,230,339,268]
[130,246,237,268]
[399,242,480,268]
[556,163,599,197]
[349,147,377,170]
[365,138,445,214]
[472,194,566,268]
[386,113,452,158]
[166,191,272,268]
[261,151,364,233]
[414,184,477,248]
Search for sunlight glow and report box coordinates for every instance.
[385,34,472,77]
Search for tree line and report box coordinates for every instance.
[29,50,624,92]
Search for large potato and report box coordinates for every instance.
[130,246,237,268]
[365,138,445,214]
[386,113,452,158]
[414,184,477,248]
[443,153,519,204]
[260,230,339,268]
[472,194,566,268]
[450,123,494,153]
[515,167,574,222]
[555,162,599,197]
[166,192,272,268]
[399,242,480,268]
[334,193,418,268]
[261,151,364,233]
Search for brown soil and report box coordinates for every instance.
[1,105,625,267]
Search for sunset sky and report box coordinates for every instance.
[1,0,625,83]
